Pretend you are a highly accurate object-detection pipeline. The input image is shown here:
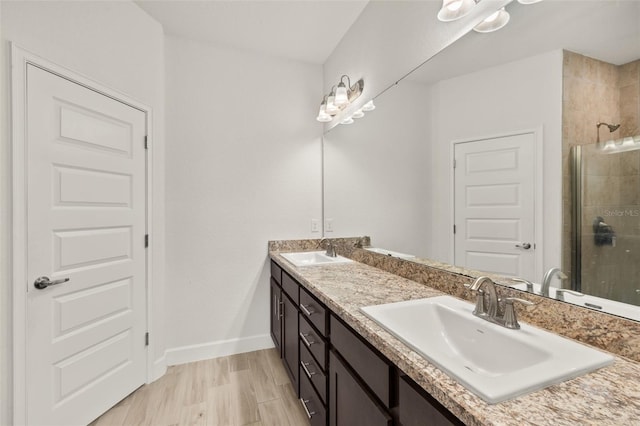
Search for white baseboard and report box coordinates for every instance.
[151,355,167,382]
[165,334,275,366]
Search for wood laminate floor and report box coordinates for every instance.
[90,348,309,426]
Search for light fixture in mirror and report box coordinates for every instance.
[316,96,332,122]
[473,7,510,33]
[437,0,476,22]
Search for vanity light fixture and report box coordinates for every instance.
[316,75,364,122]
[352,109,365,119]
[517,0,543,4]
[598,135,640,154]
[473,7,510,33]
[437,0,477,22]
[341,116,355,125]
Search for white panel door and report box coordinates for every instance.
[454,133,535,279]
[25,64,147,426]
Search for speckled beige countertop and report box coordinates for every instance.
[269,253,640,426]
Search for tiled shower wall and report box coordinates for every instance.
[562,50,640,304]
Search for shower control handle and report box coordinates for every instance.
[516,243,532,250]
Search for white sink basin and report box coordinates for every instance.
[360,296,614,404]
[280,251,353,267]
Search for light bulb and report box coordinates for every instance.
[341,116,354,125]
[352,109,365,119]
[361,100,376,112]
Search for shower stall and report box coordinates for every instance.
[571,142,640,306]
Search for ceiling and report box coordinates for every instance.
[135,0,369,64]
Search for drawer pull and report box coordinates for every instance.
[299,332,316,347]
[301,361,316,378]
[278,301,284,319]
[300,398,315,419]
[300,304,315,316]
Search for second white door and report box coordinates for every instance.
[454,132,536,280]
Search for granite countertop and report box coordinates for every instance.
[270,252,640,426]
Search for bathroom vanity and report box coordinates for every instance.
[269,240,640,426]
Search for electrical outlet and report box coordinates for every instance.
[311,219,320,233]
[325,218,334,232]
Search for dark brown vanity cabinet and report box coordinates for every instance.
[270,261,299,392]
[329,315,392,426]
[269,260,462,426]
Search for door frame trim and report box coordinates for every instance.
[450,127,544,282]
[10,44,155,425]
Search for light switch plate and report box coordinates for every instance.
[311,219,320,233]
[325,218,334,232]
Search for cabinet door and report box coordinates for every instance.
[329,352,391,426]
[283,294,299,394]
[398,376,463,426]
[270,278,282,354]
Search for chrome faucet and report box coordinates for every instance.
[541,267,567,297]
[468,276,534,329]
[319,238,337,257]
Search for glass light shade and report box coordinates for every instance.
[517,0,542,4]
[340,116,354,125]
[361,100,376,112]
[326,94,339,114]
[334,82,349,106]
[437,0,476,22]
[473,7,510,33]
[352,109,365,119]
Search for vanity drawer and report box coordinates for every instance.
[300,286,327,336]
[330,314,391,408]
[282,272,299,304]
[270,261,282,285]
[300,342,327,404]
[300,368,327,426]
[300,314,327,369]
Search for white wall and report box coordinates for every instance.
[323,81,432,257]
[430,49,563,282]
[164,36,322,363]
[0,1,165,423]
[322,0,511,126]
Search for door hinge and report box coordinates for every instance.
[145,332,149,346]
[145,234,149,248]
[144,135,148,149]
[453,225,456,234]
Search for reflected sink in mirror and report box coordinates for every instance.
[509,282,640,322]
[361,296,614,404]
[365,247,416,260]
[280,251,353,267]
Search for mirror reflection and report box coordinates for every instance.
[323,1,640,320]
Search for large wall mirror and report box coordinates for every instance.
[323,1,640,321]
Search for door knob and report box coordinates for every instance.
[34,276,70,290]
[515,243,532,250]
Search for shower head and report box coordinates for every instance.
[597,122,621,133]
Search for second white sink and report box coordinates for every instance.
[361,296,614,404]
[280,251,353,267]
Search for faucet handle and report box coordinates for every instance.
[502,297,535,329]
[511,278,534,293]
[555,289,583,301]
